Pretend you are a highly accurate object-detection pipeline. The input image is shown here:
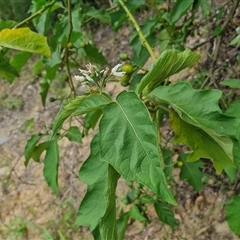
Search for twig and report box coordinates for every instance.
[65,0,75,95]
[13,0,57,29]
[118,0,156,61]
[191,0,239,51]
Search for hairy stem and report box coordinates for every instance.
[118,0,156,61]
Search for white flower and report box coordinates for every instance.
[111,64,125,78]
[74,75,85,82]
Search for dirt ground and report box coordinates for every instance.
[1,1,240,239]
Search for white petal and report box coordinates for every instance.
[112,71,125,77]
[74,75,85,82]
[111,63,122,73]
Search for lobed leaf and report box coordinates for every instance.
[99,91,176,205]
[0,28,51,57]
[148,82,240,172]
[136,49,200,94]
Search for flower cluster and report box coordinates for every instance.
[74,63,125,91]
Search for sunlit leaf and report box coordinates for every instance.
[99,91,176,205]
[0,28,51,57]
[136,49,200,94]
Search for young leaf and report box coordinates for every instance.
[24,134,42,166]
[99,165,120,240]
[220,79,240,88]
[154,201,178,228]
[129,204,147,222]
[65,126,82,143]
[178,153,203,191]
[225,196,240,235]
[99,91,176,205]
[148,82,240,171]
[136,49,200,94]
[0,28,51,57]
[39,78,51,107]
[170,0,194,24]
[170,112,234,172]
[76,134,109,231]
[43,139,59,196]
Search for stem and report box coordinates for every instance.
[13,0,57,29]
[156,109,165,168]
[65,0,75,95]
[118,0,156,61]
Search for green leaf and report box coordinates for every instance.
[163,148,174,181]
[39,78,51,107]
[31,141,51,162]
[129,204,147,222]
[213,26,221,37]
[99,165,119,240]
[73,93,111,116]
[178,153,203,191]
[225,98,240,118]
[51,93,110,138]
[170,0,194,24]
[0,19,17,31]
[0,28,51,57]
[148,81,240,172]
[65,126,82,143]
[170,112,234,172]
[24,134,42,166]
[99,91,176,205]
[220,79,240,88]
[86,6,110,23]
[192,0,208,11]
[84,43,108,65]
[0,55,20,82]
[7,51,32,83]
[136,49,200,94]
[224,166,236,183]
[117,212,129,240]
[225,196,240,235]
[43,139,59,196]
[154,201,178,228]
[76,134,108,230]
